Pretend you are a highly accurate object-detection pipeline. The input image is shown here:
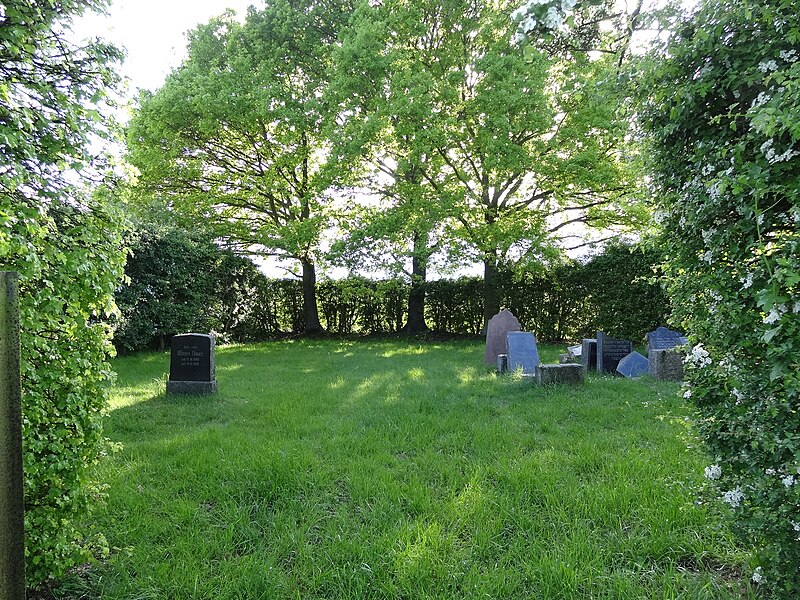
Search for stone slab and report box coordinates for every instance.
[616,351,649,378]
[484,309,521,365]
[506,331,540,375]
[536,363,584,385]
[167,379,218,396]
[649,348,685,381]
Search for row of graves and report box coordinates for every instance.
[485,310,687,384]
[164,317,687,396]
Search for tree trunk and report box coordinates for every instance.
[301,258,323,334]
[483,254,500,333]
[403,233,429,335]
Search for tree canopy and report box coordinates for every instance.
[126,0,353,333]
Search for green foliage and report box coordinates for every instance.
[333,0,646,325]
[0,0,125,587]
[1,195,126,585]
[115,224,252,352]
[125,0,354,332]
[579,243,669,343]
[638,0,800,593]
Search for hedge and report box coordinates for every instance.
[116,241,669,352]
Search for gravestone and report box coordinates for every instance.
[484,309,521,365]
[616,351,649,379]
[537,363,584,385]
[505,331,540,376]
[580,338,597,373]
[496,354,509,374]
[646,326,688,353]
[167,333,218,395]
[649,348,684,381]
[596,331,633,374]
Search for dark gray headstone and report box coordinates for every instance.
[616,351,649,379]
[649,348,684,381]
[496,354,509,374]
[646,326,688,353]
[581,338,597,373]
[596,331,633,374]
[167,333,218,395]
[537,363,584,385]
[484,309,521,365]
[506,331,540,375]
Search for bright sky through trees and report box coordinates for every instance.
[72,1,253,94]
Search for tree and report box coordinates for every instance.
[638,0,800,594]
[0,0,125,586]
[333,0,645,330]
[126,0,349,333]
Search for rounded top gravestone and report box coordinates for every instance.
[484,309,521,365]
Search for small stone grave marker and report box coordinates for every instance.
[484,309,521,366]
[596,331,633,374]
[646,326,688,353]
[496,354,509,374]
[616,351,649,378]
[167,333,218,395]
[537,363,584,385]
[649,348,684,381]
[580,338,597,373]
[506,331,540,376]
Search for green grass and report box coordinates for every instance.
[73,339,754,599]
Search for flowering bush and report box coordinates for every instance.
[639,0,800,594]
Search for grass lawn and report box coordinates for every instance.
[70,339,755,599]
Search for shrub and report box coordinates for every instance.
[2,197,126,585]
[639,1,800,594]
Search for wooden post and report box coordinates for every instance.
[1,272,25,599]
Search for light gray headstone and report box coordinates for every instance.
[484,309,521,365]
[581,338,597,373]
[506,331,540,375]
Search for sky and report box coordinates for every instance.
[72,0,255,95]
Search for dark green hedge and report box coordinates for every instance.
[115,235,669,352]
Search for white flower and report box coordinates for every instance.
[779,49,798,62]
[792,521,800,532]
[757,59,778,73]
[683,389,692,399]
[701,250,714,263]
[543,5,562,29]
[773,148,798,163]
[732,388,744,402]
[561,0,576,10]
[701,228,717,244]
[782,475,795,488]
[752,567,764,584]
[741,273,753,289]
[763,304,786,324]
[751,92,771,109]
[686,343,712,367]
[765,468,776,475]
[723,487,744,508]
[704,465,722,479]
